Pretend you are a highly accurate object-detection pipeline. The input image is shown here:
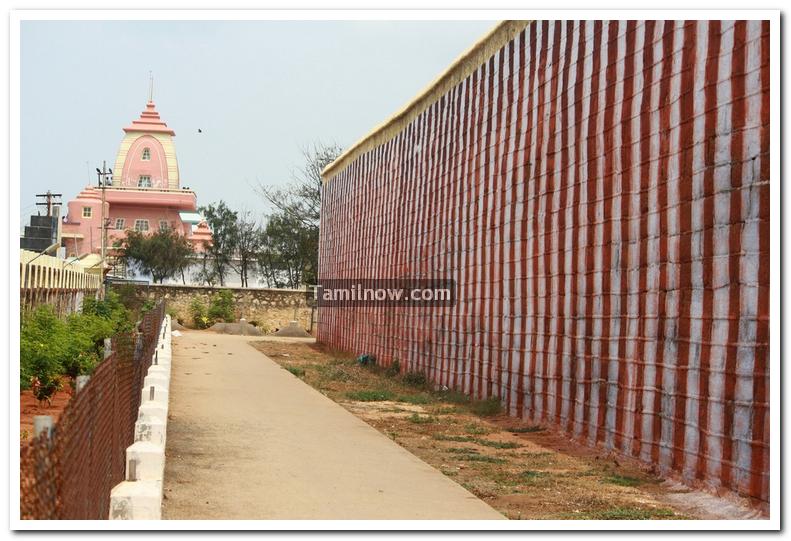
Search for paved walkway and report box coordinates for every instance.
[161,331,504,520]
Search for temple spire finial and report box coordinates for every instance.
[148,71,154,103]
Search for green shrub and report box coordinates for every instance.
[190,298,210,329]
[140,298,156,316]
[20,306,66,396]
[60,312,112,379]
[384,359,401,378]
[208,290,235,323]
[20,294,138,399]
[166,307,182,324]
[403,371,428,387]
[82,291,133,333]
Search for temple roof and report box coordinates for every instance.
[122,101,175,135]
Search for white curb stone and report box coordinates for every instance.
[110,314,172,520]
[134,418,167,447]
[140,384,169,407]
[126,441,165,481]
[110,480,163,520]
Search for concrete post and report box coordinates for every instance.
[33,415,53,440]
[104,337,112,359]
[76,375,91,393]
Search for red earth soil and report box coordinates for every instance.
[20,385,72,443]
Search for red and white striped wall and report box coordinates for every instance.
[318,20,770,502]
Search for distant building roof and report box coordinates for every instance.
[123,101,175,135]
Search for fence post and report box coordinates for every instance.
[33,415,53,440]
[76,375,90,393]
[104,337,112,359]
[133,332,143,363]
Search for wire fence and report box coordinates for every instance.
[20,302,165,520]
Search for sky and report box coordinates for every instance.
[19,19,496,227]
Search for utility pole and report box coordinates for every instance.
[96,161,113,299]
[34,191,62,217]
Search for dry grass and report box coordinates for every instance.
[251,340,692,521]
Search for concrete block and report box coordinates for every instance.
[146,363,170,378]
[126,441,165,481]
[109,480,162,520]
[138,402,167,423]
[135,417,167,446]
[152,349,172,363]
[144,373,170,391]
[141,384,169,406]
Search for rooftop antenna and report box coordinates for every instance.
[148,71,154,103]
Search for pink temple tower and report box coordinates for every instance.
[62,90,212,271]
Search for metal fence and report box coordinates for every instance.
[20,302,165,520]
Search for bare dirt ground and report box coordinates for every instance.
[252,339,765,521]
[20,384,72,442]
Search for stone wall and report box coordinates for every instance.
[124,284,314,333]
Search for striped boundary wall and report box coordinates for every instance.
[20,249,102,314]
[318,20,770,502]
[109,315,172,520]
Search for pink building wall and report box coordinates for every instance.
[61,99,211,258]
[120,135,169,189]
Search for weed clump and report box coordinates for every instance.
[345,389,395,402]
[604,475,642,487]
[407,413,435,424]
[469,397,502,416]
[285,365,305,378]
[403,371,427,387]
[384,359,401,377]
[396,393,432,405]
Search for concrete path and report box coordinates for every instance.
[161,330,504,520]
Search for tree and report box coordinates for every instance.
[115,228,194,284]
[229,211,266,288]
[257,212,317,288]
[256,142,342,286]
[197,201,238,286]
